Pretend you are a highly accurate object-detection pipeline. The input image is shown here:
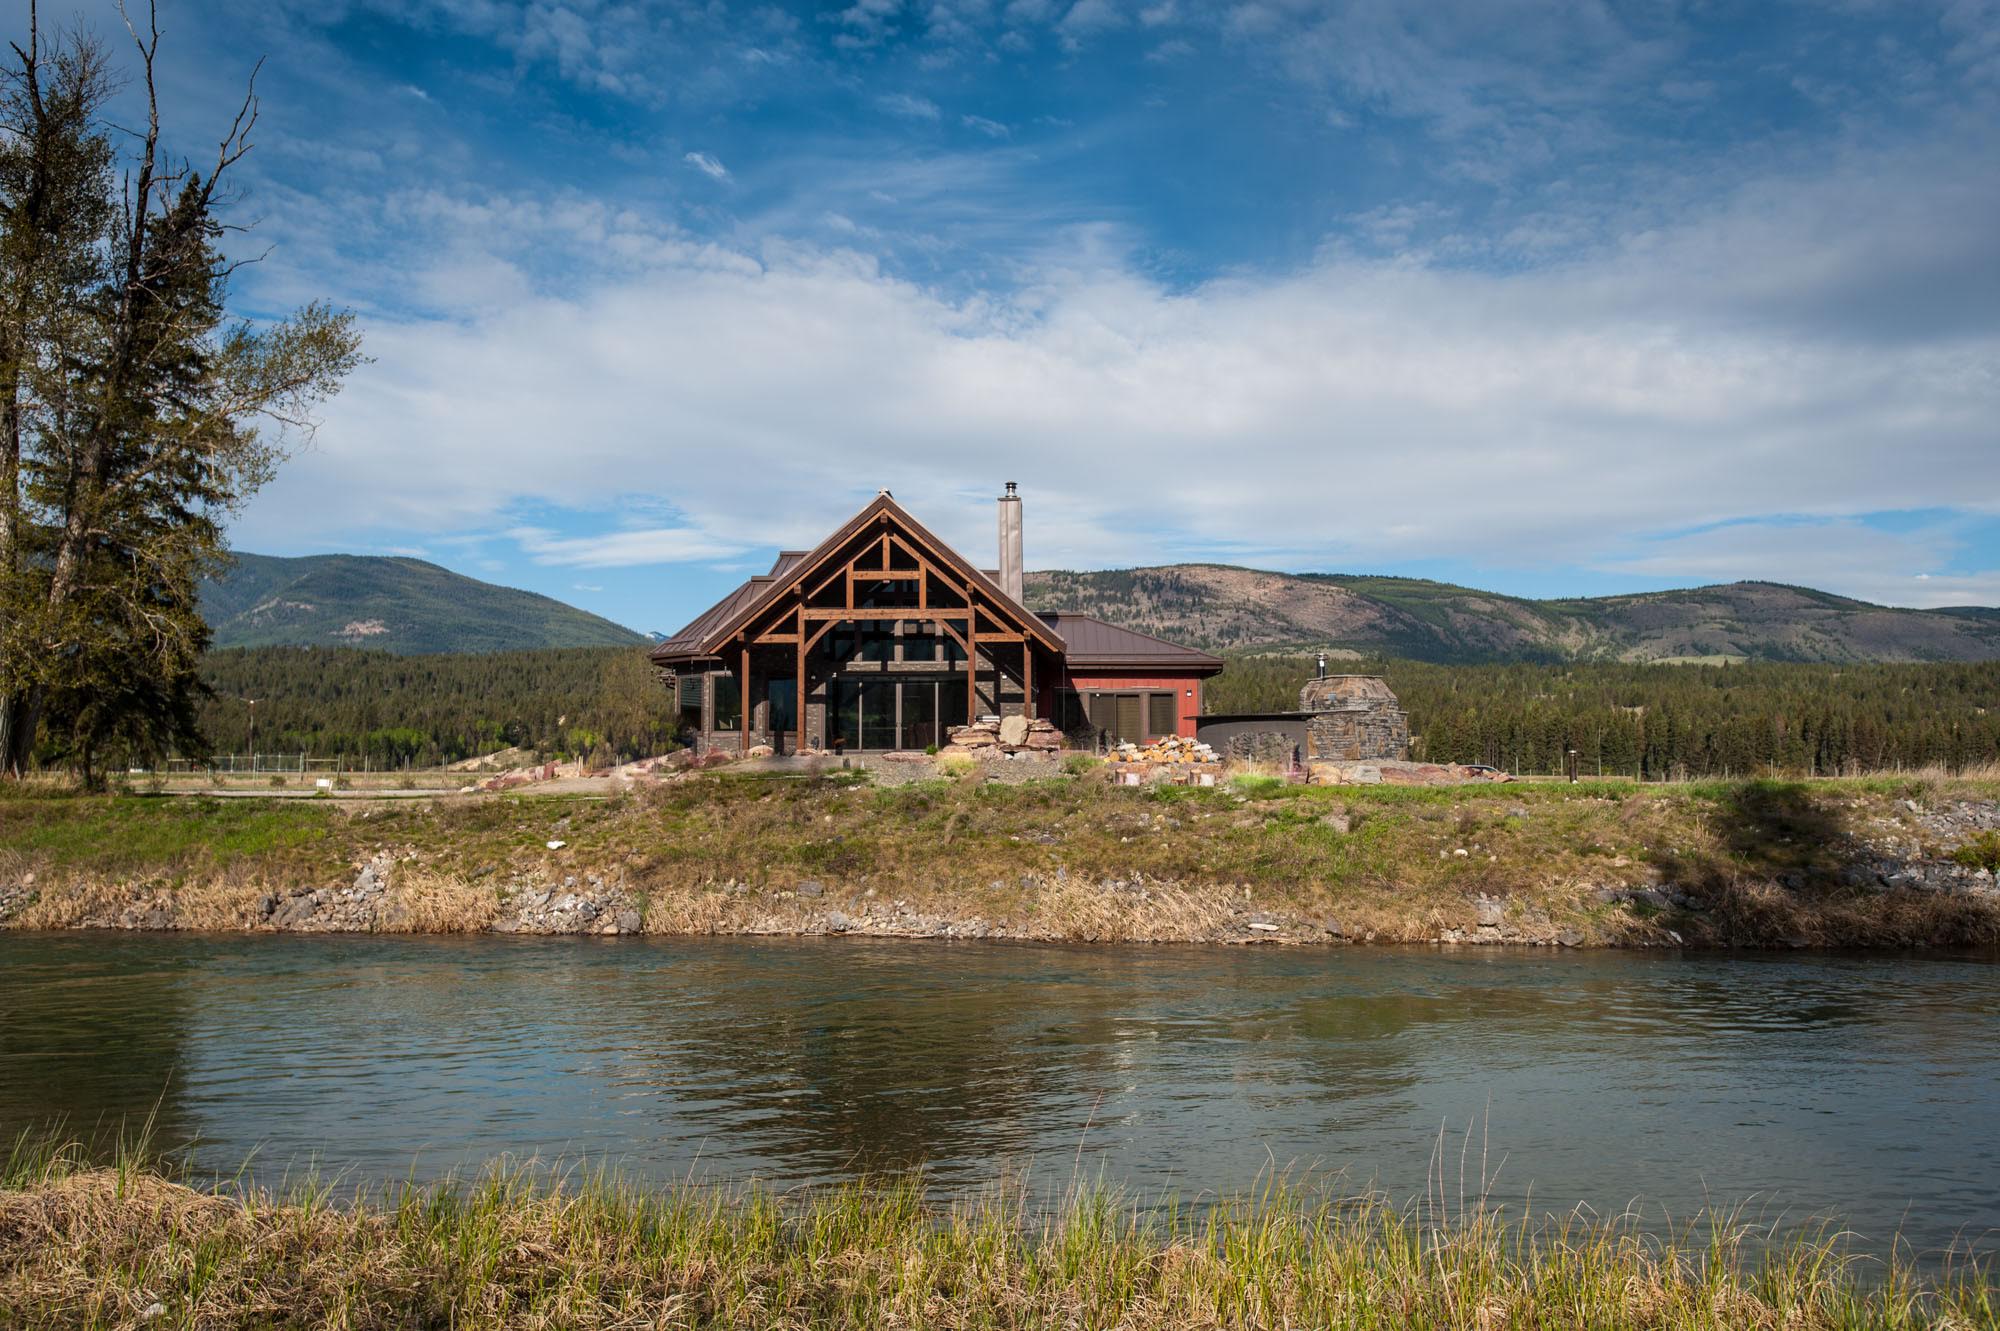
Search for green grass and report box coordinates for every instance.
[0,796,337,877]
[1,1137,1992,1330]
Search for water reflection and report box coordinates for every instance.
[1,934,1995,1259]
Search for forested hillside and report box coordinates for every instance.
[1210,657,2000,778]
[203,554,646,654]
[1025,566,2000,663]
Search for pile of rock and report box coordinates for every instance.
[1112,734,1218,764]
[490,880,644,934]
[1310,760,1512,786]
[944,714,1063,756]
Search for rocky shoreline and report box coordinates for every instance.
[4,786,1997,949]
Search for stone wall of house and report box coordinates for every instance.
[1298,675,1410,762]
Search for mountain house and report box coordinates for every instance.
[650,485,1223,755]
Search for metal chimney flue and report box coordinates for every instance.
[997,481,1023,602]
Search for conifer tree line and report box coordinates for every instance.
[0,3,361,784]
[193,644,2000,778]
[1209,656,2000,778]
[198,646,675,769]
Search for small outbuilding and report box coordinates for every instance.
[1196,673,1410,765]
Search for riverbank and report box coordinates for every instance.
[2,1144,1992,1330]
[3,772,1998,947]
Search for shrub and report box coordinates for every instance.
[937,753,977,780]
[1951,831,2000,873]
[1062,754,1101,776]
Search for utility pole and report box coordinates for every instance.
[247,698,260,769]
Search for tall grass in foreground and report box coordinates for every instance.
[2,1139,1993,1329]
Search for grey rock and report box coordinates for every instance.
[1474,898,1505,927]
[1556,929,1584,947]
[614,909,642,933]
[826,911,852,932]
[796,881,824,899]
[1320,918,1345,938]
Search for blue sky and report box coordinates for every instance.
[15,0,1999,633]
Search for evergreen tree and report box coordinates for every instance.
[0,3,362,782]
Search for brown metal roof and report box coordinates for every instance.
[1037,612,1223,673]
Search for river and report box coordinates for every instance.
[2,934,1995,1258]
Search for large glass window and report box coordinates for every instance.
[677,674,705,734]
[827,680,861,752]
[901,622,937,663]
[713,673,741,731]
[903,681,939,749]
[860,680,898,749]
[859,627,895,662]
[766,679,796,736]
[1148,692,1179,738]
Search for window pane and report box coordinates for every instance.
[678,674,704,733]
[1148,692,1178,738]
[902,682,938,749]
[941,682,968,731]
[901,622,937,663]
[767,679,796,734]
[861,680,897,749]
[827,680,859,752]
[713,673,741,730]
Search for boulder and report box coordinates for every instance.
[998,714,1031,746]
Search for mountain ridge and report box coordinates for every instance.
[204,552,2000,662]
[203,553,645,655]
[1022,565,2000,664]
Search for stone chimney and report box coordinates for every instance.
[997,481,1023,602]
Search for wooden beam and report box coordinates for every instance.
[1023,646,1034,720]
[804,618,842,654]
[739,644,750,757]
[966,619,977,721]
[751,632,800,645]
[796,604,807,753]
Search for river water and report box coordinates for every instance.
[2,934,1996,1257]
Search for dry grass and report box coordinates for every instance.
[382,866,503,933]
[0,1142,1991,1331]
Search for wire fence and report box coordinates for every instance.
[154,755,414,775]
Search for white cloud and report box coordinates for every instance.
[961,114,1010,138]
[232,137,2000,605]
[509,526,742,568]
[877,92,943,120]
[683,151,730,180]
[1595,520,2000,609]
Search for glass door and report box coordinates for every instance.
[766,679,796,753]
[826,680,860,752]
[902,681,938,750]
[860,680,898,750]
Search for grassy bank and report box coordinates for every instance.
[3,770,1999,947]
[1,1141,1992,1330]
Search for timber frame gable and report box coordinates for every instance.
[653,491,1068,755]
[695,492,1063,658]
